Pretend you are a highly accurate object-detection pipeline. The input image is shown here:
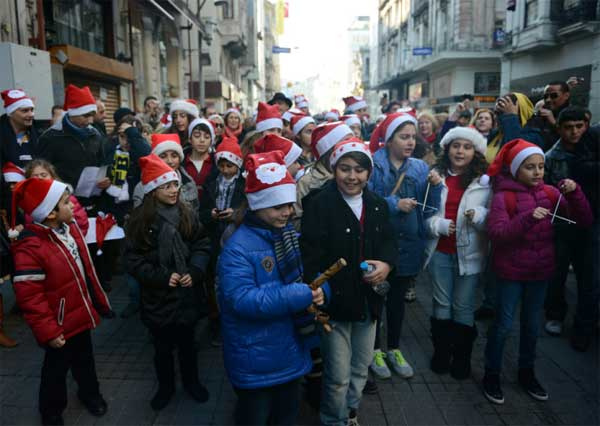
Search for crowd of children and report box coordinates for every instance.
[0,85,597,426]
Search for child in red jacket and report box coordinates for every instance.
[10,178,113,426]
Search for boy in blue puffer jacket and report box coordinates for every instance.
[368,112,442,380]
[218,151,326,425]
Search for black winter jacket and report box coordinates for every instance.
[0,114,42,168]
[301,180,397,322]
[125,213,211,329]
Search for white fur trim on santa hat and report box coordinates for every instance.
[188,117,215,142]
[3,171,24,183]
[68,103,97,117]
[247,183,297,211]
[439,127,487,155]
[510,146,544,177]
[315,124,353,157]
[142,170,179,194]
[347,99,367,112]
[31,181,68,223]
[6,98,34,115]
[215,151,243,168]
[170,100,199,118]
[330,141,373,169]
[385,114,418,142]
[256,117,283,133]
[297,100,309,108]
[292,116,315,136]
[225,108,242,117]
[344,115,361,127]
[325,111,340,121]
[284,143,302,166]
[152,140,184,161]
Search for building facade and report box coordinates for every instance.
[501,0,600,119]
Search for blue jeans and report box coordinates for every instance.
[428,251,478,326]
[320,313,376,426]
[484,279,547,374]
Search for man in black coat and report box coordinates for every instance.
[0,89,41,168]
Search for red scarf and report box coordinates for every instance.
[183,153,214,201]
[224,125,242,141]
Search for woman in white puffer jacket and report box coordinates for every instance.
[423,126,492,381]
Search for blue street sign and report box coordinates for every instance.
[412,47,433,56]
[272,46,291,54]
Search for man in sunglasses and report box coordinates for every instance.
[533,81,571,150]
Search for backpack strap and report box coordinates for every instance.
[504,191,517,218]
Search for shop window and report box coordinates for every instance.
[45,0,108,56]
[474,72,501,94]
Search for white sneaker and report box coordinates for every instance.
[387,349,414,378]
[369,349,392,379]
[545,320,563,336]
[347,409,360,426]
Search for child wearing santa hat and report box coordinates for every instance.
[290,113,316,167]
[10,178,113,424]
[126,154,211,411]
[341,114,362,139]
[367,112,443,381]
[482,139,592,405]
[422,127,491,380]
[132,134,199,212]
[184,118,218,201]
[218,150,324,426]
[166,99,199,148]
[300,138,396,426]
[254,133,303,180]
[255,102,283,136]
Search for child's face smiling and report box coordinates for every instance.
[335,156,369,196]
[516,154,545,187]
[159,150,181,170]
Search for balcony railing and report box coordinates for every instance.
[557,0,599,27]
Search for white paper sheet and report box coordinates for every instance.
[74,166,107,198]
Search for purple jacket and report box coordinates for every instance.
[487,173,593,282]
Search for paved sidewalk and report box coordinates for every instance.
[0,273,597,426]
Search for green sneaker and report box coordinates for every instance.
[369,349,391,379]
[387,349,414,378]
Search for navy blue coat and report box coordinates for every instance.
[217,221,313,389]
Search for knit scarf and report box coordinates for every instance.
[156,205,189,274]
[245,212,303,284]
[63,114,98,141]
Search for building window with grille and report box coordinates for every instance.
[524,0,539,27]
[474,72,501,94]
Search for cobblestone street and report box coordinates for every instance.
[0,273,597,426]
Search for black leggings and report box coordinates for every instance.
[374,275,414,350]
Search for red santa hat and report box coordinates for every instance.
[255,102,283,133]
[151,133,184,161]
[1,89,34,115]
[2,162,25,183]
[282,107,302,122]
[188,117,215,143]
[294,94,309,109]
[368,112,418,153]
[481,139,544,186]
[253,134,302,167]
[343,96,368,113]
[94,212,117,256]
[215,136,243,168]
[245,151,296,211]
[330,138,373,169]
[169,99,199,118]
[139,153,180,194]
[290,113,315,137]
[311,122,353,159]
[439,126,487,155]
[341,114,361,128]
[160,112,172,128]
[64,84,96,116]
[325,109,341,122]
[11,178,68,232]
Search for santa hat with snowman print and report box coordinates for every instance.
[480,139,544,186]
[244,150,296,211]
[1,89,34,115]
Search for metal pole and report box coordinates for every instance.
[198,33,204,106]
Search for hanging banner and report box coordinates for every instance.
[276,0,285,35]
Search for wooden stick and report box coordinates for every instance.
[550,193,563,224]
[422,181,431,212]
[309,258,347,290]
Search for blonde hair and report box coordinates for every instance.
[470,108,496,128]
[417,111,439,133]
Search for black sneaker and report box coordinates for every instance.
[474,306,495,321]
[518,370,548,401]
[483,373,504,405]
[362,379,378,395]
[570,333,592,352]
[78,394,107,416]
[150,387,175,410]
[41,414,64,426]
[184,382,210,403]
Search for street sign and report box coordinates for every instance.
[272,46,291,54]
[412,47,433,56]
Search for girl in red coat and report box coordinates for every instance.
[10,178,112,425]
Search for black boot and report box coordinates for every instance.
[179,339,210,403]
[430,317,453,374]
[450,322,477,380]
[151,352,175,410]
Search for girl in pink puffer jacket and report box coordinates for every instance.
[481,139,592,407]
